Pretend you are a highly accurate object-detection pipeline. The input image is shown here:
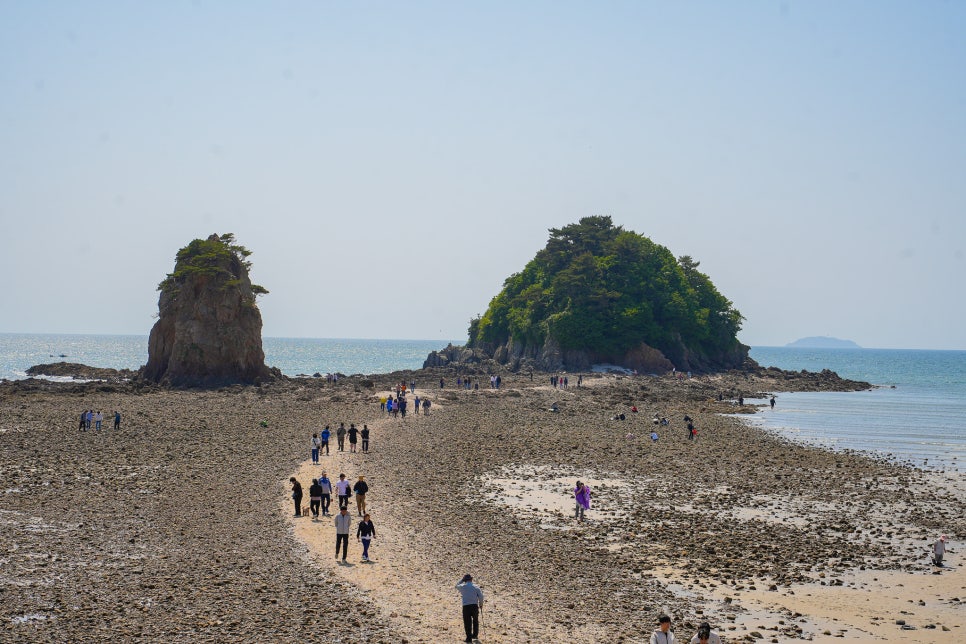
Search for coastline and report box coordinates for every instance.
[1,370,963,642]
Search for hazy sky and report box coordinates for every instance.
[2,2,964,349]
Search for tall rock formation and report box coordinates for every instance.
[141,234,274,387]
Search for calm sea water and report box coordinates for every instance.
[1,334,962,471]
[748,347,966,472]
[0,333,456,380]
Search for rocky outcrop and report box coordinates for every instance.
[425,335,727,375]
[25,362,136,382]
[141,234,276,388]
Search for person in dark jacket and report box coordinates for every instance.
[361,424,371,453]
[289,477,303,517]
[348,423,359,453]
[357,513,376,561]
[308,478,323,519]
[353,475,369,516]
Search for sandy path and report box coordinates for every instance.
[286,391,554,643]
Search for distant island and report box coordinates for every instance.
[786,336,862,349]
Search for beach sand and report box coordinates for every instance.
[2,371,963,642]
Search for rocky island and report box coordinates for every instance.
[141,233,277,387]
[426,217,748,374]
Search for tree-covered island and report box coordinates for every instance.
[431,216,749,373]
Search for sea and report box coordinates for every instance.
[0,333,455,381]
[747,346,966,473]
[0,334,963,472]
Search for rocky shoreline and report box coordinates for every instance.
[1,367,962,642]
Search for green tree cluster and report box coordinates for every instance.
[468,216,743,369]
[158,233,268,299]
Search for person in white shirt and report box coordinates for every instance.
[311,433,321,464]
[650,614,675,644]
[456,574,484,643]
[934,534,948,566]
[336,473,351,509]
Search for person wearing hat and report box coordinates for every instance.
[689,622,721,644]
[933,534,949,566]
[650,614,675,644]
[353,475,369,516]
[456,573,484,643]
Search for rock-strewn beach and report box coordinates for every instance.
[1,370,963,642]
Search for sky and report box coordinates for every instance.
[1,1,964,350]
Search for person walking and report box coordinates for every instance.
[289,477,303,517]
[334,507,352,562]
[79,411,86,431]
[95,411,103,431]
[353,475,369,516]
[456,574,484,643]
[361,424,370,453]
[336,423,347,451]
[336,473,351,510]
[318,472,333,516]
[650,614,675,644]
[348,423,359,453]
[933,534,949,566]
[574,481,592,521]
[113,410,121,430]
[320,425,331,456]
[357,512,376,562]
[85,410,93,431]
[311,433,321,464]
[308,478,324,519]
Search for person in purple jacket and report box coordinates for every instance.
[574,481,592,521]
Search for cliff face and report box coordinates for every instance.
[141,234,274,388]
[424,335,748,374]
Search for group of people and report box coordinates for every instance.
[549,374,579,388]
[288,464,837,642]
[77,409,120,431]
[608,411,701,444]
[311,423,371,461]
[289,473,377,562]
[380,394,431,417]
[290,472,370,518]
[334,505,377,562]
[650,614,723,643]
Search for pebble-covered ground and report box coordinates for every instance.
[1,369,963,642]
